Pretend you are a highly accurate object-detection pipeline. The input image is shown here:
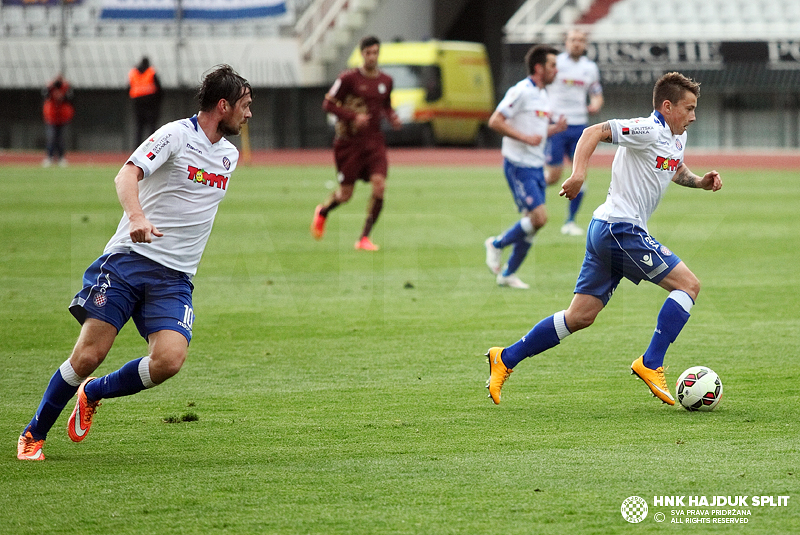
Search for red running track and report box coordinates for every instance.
[2,147,799,169]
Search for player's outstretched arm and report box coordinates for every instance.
[559,121,610,199]
[114,162,163,243]
[672,164,722,191]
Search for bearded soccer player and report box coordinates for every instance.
[17,65,252,461]
[311,35,402,251]
[485,72,722,406]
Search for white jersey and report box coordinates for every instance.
[104,116,239,275]
[548,52,602,125]
[593,111,687,232]
[496,77,552,168]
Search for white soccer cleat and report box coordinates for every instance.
[496,273,530,289]
[560,221,584,236]
[484,237,502,275]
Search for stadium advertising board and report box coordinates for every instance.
[583,40,800,84]
[99,0,286,20]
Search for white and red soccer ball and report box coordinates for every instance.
[676,366,723,411]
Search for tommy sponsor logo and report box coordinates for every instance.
[187,165,229,190]
[535,110,550,118]
[145,133,172,161]
[562,78,585,87]
[655,156,681,171]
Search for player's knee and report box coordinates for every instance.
[70,350,106,377]
[70,343,110,376]
[149,352,186,384]
[336,189,353,202]
[569,313,594,332]
[685,275,700,301]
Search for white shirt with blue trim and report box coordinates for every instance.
[593,110,687,232]
[104,116,239,275]
[548,52,602,126]
[496,77,552,168]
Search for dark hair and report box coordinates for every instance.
[197,64,251,112]
[653,72,700,109]
[524,44,559,75]
[360,35,381,50]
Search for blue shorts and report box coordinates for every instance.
[504,159,546,212]
[574,219,683,305]
[69,251,195,343]
[546,124,586,167]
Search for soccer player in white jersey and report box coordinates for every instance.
[545,28,604,236]
[484,44,567,289]
[17,65,252,461]
[485,72,722,406]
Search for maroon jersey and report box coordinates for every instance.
[324,68,394,143]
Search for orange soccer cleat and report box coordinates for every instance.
[310,204,327,240]
[354,236,380,251]
[486,347,513,404]
[631,356,675,405]
[67,377,101,442]
[17,431,45,461]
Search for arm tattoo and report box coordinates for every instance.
[599,122,612,143]
[673,167,699,187]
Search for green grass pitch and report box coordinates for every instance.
[1,161,798,534]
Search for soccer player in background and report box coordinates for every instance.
[310,35,402,251]
[545,28,604,236]
[486,72,722,406]
[17,65,252,461]
[484,44,567,289]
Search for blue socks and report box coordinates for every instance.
[494,217,536,276]
[24,357,157,440]
[26,360,84,440]
[503,239,532,277]
[502,311,572,369]
[642,290,694,369]
[494,218,531,249]
[85,357,155,401]
[499,290,693,372]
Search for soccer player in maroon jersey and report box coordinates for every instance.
[311,35,402,251]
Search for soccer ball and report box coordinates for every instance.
[675,366,723,411]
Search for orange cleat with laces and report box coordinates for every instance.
[17,431,45,461]
[67,377,101,442]
[485,347,513,404]
[631,356,675,405]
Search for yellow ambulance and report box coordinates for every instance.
[347,40,495,145]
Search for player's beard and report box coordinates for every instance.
[218,117,244,137]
